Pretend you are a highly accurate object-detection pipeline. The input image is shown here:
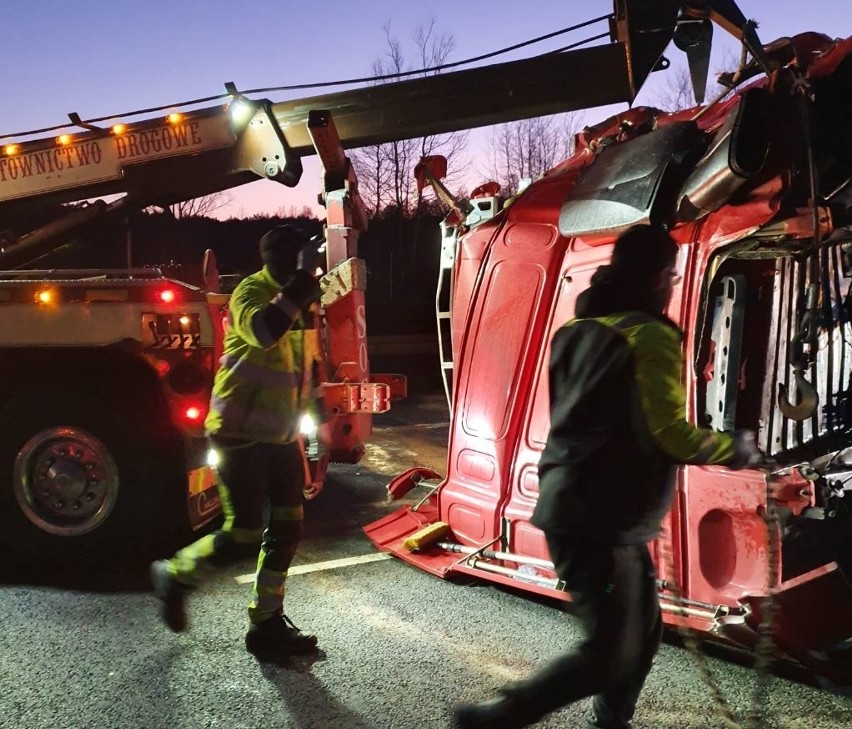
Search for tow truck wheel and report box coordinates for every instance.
[0,391,186,566]
[13,426,120,537]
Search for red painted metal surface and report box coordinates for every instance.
[366,34,852,676]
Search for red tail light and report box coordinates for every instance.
[158,289,177,304]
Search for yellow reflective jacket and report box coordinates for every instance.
[204,266,323,444]
[533,311,735,544]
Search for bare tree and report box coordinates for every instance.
[351,18,471,292]
[275,204,319,220]
[654,66,698,112]
[485,112,582,197]
[168,192,232,220]
[355,141,390,218]
[352,19,468,217]
[653,49,741,112]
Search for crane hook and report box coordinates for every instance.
[778,369,819,421]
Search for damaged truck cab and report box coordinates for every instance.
[368,33,852,678]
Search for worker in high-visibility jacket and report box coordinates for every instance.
[151,224,326,661]
[454,225,764,729]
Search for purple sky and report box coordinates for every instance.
[4,1,848,219]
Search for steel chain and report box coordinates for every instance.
[660,468,780,728]
[660,531,743,729]
[746,481,782,728]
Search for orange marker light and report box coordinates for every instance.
[158,289,176,304]
[35,289,54,304]
[166,113,183,125]
[111,124,127,136]
[3,144,20,156]
[56,134,73,146]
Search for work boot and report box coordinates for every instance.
[245,613,319,661]
[590,697,635,728]
[587,720,633,729]
[150,560,188,633]
[453,692,535,729]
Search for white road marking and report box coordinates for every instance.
[234,551,394,583]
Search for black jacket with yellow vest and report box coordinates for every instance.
[532,267,735,545]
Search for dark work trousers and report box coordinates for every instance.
[168,437,308,624]
[508,533,663,728]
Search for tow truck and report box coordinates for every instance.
[0,95,415,563]
[3,0,851,683]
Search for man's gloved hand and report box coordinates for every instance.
[728,429,764,469]
[297,238,323,274]
[302,423,331,501]
[303,476,325,501]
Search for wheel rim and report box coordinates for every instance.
[13,427,120,536]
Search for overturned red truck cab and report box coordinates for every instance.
[367,33,852,679]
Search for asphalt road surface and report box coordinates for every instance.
[2,380,852,729]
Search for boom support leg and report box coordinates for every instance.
[309,111,405,463]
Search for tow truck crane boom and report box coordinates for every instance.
[3,46,641,218]
[0,0,766,226]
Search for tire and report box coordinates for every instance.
[0,390,188,567]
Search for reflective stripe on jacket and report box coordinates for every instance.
[204,266,323,444]
[532,310,735,545]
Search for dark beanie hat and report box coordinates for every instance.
[610,224,678,277]
[259,224,307,271]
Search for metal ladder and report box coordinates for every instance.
[434,193,503,413]
[436,221,458,412]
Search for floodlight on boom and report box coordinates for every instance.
[224,81,256,128]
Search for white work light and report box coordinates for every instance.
[299,413,317,437]
[206,448,220,468]
[229,100,253,125]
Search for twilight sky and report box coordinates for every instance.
[3,0,848,219]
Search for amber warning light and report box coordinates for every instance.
[35,289,55,304]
